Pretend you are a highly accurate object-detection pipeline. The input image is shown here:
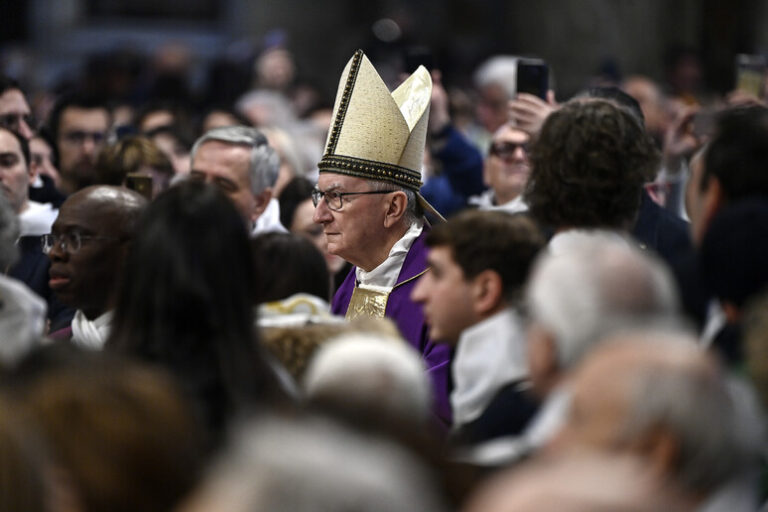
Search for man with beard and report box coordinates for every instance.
[48,95,110,195]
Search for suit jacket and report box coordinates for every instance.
[332,230,453,426]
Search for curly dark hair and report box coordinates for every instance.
[524,99,660,229]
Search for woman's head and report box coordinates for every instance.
[109,180,277,434]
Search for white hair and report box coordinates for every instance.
[303,333,431,426]
[473,55,518,98]
[196,415,448,512]
[527,231,679,369]
[190,125,280,195]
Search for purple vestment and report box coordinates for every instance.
[332,230,453,426]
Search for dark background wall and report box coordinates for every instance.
[3,0,767,98]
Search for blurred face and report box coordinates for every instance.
[484,125,531,205]
[291,198,346,273]
[312,173,391,270]
[191,140,263,226]
[48,190,126,318]
[57,107,109,190]
[30,136,60,187]
[411,246,477,344]
[0,129,29,213]
[0,88,34,139]
[152,132,190,175]
[476,83,509,133]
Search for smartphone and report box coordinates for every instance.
[516,58,549,100]
[735,54,766,98]
[125,173,153,200]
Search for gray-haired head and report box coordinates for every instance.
[191,126,280,196]
[474,55,519,98]
[527,231,680,369]
[303,333,431,427]
[188,415,449,512]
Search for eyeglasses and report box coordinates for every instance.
[0,113,36,132]
[311,187,395,211]
[60,131,106,146]
[41,232,120,255]
[489,141,530,159]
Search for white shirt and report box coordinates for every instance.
[252,198,288,236]
[470,190,529,215]
[355,220,423,292]
[451,307,529,427]
[19,201,58,237]
[71,310,113,350]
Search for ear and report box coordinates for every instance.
[634,427,679,480]
[251,187,273,221]
[471,269,504,316]
[383,190,408,228]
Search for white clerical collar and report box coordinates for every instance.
[451,307,529,427]
[71,310,113,350]
[355,220,423,290]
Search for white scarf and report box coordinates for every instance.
[71,310,113,350]
[451,307,529,427]
[355,220,423,290]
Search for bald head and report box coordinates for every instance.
[49,186,147,318]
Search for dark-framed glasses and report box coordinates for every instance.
[60,131,106,146]
[311,187,395,211]
[41,232,120,255]
[489,141,530,159]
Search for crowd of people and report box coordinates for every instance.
[0,38,766,511]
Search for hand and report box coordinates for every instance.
[508,90,558,136]
[725,88,767,108]
[429,70,451,134]
[662,107,702,172]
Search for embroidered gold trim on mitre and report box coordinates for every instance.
[346,286,390,320]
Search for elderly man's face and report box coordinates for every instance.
[191,140,262,226]
[484,125,531,205]
[48,189,128,319]
[0,129,30,214]
[312,173,392,270]
[57,107,109,189]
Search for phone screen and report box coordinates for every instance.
[125,174,153,200]
[516,59,549,100]
[736,54,766,98]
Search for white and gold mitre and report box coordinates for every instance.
[319,50,432,193]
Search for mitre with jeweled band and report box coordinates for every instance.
[319,50,444,221]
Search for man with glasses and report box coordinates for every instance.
[46,185,146,347]
[470,123,532,213]
[48,94,110,195]
[312,50,452,426]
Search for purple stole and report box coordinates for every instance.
[332,230,453,426]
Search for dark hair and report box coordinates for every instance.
[524,99,660,230]
[0,126,30,167]
[107,181,280,438]
[700,198,768,309]
[703,106,768,201]
[576,86,645,127]
[278,176,314,229]
[252,232,330,303]
[47,93,109,144]
[34,125,59,169]
[0,75,21,97]
[426,210,545,302]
